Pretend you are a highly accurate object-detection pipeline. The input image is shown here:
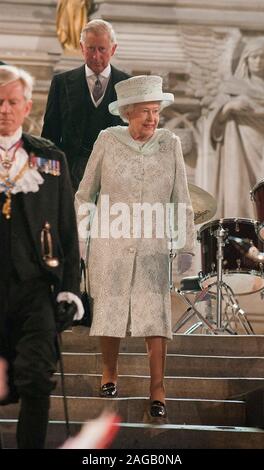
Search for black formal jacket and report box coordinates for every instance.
[8,133,80,296]
[41,65,130,188]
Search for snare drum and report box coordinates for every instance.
[250,180,264,241]
[197,218,264,295]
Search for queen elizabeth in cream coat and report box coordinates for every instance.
[75,75,195,421]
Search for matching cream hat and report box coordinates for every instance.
[109,75,174,116]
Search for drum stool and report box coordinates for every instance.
[173,276,217,335]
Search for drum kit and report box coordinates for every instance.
[170,180,264,335]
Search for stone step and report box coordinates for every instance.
[1,421,264,449]
[61,352,264,377]
[0,396,245,427]
[54,373,264,400]
[0,421,264,454]
[114,423,264,450]
[117,424,264,450]
[62,330,264,356]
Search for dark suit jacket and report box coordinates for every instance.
[41,64,130,188]
[11,133,80,295]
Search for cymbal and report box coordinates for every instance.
[188,183,217,225]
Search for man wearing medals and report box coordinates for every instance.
[0,65,83,448]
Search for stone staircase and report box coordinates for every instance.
[1,330,264,449]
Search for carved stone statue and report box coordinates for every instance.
[192,32,264,219]
[208,37,264,218]
[56,0,90,50]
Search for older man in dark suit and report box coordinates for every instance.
[41,19,130,191]
[0,64,83,448]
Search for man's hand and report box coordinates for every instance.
[55,301,77,333]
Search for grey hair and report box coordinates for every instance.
[0,65,34,101]
[80,19,116,44]
[119,104,135,123]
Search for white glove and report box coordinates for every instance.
[175,253,193,275]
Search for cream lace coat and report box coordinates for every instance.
[75,127,195,339]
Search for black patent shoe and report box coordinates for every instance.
[143,400,168,425]
[99,382,118,398]
[150,400,167,418]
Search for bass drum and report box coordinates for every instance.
[198,218,264,295]
[251,179,264,241]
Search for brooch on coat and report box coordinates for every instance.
[158,140,167,153]
[29,153,61,176]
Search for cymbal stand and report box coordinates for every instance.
[169,242,176,292]
[215,225,226,329]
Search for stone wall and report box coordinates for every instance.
[92,0,264,179]
[1,1,264,329]
[1,0,263,136]
[0,0,61,133]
